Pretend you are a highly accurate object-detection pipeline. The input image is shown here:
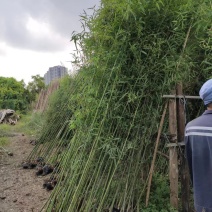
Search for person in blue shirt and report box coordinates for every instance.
[185,79,212,212]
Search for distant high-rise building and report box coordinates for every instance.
[44,65,68,85]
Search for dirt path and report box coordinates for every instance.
[0,134,51,212]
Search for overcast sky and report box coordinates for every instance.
[0,0,100,84]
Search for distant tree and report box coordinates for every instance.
[27,75,45,102]
[0,77,29,111]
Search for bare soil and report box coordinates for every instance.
[0,134,51,212]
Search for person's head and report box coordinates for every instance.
[200,79,212,110]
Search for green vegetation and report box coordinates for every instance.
[0,137,9,146]
[0,75,45,112]
[13,112,45,137]
[0,123,11,133]
[0,77,29,111]
[25,0,211,211]
[0,124,13,147]
[0,112,44,138]
[27,75,45,103]
[28,77,73,164]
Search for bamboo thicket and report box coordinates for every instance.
[28,0,211,211]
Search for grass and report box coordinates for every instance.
[0,111,44,142]
[23,112,45,137]
[0,123,11,147]
[0,137,9,147]
[0,123,11,132]
[0,111,43,147]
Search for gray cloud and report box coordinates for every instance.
[0,0,100,52]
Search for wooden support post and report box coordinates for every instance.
[169,90,178,209]
[176,84,190,211]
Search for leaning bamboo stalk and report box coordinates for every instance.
[145,101,168,207]
[157,151,169,160]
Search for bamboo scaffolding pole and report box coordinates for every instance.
[163,95,200,99]
[145,101,168,207]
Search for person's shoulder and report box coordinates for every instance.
[186,115,204,128]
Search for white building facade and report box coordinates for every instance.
[44,65,68,85]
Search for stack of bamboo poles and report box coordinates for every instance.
[28,77,73,164]
[34,80,60,112]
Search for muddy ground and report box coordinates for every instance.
[0,134,51,212]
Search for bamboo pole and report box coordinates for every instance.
[145,101,168,206]
[163,95,200,99]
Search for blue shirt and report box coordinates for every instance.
[185,110,212,212]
